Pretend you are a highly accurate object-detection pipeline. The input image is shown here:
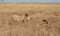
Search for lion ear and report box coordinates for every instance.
[12,15,21,22]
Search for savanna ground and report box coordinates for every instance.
[0,3,60,36]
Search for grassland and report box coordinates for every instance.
[0,3,60,36]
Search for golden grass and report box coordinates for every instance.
[0,3,60,36]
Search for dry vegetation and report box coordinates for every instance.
[0,3,60,36]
